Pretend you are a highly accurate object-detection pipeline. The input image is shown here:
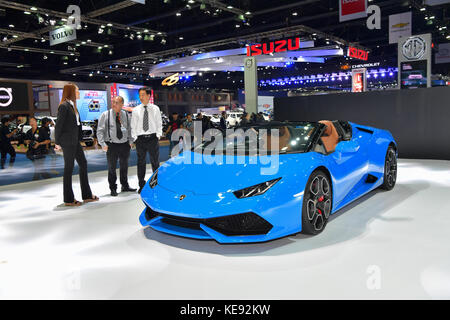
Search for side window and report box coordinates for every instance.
[313,138,327,154]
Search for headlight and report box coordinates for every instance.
[149,170,158,188]
[233,178,281,199]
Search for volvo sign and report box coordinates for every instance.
[49,26,77,46]
[0,87,13,107]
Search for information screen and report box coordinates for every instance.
[401,61,428,89]
[118,88,140,111]
[76,90,108,121]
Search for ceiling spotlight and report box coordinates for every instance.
[98,28,104,34]
[89,73,93,77]
[49,19,56,25]
[30,7,37,11]
[8,24,14,28]
[161,38,166,45]
[179,36,184,40]
[108,50,113,55]
[137,34,142,39]
[292,12,298,16]
[176,12,181,16]
[43,55,48,60]
[107,23,113,27]
[24,11,31,15]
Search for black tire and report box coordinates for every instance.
[380,146,397,191]
[301,170,333,235]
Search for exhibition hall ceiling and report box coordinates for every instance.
[0,0,449,88]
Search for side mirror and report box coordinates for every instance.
[335,140,359,154]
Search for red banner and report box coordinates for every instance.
[339,0,367,22]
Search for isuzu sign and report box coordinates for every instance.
[246,38,301,57]
[0,87,13,107]
[339,0,368,22]
[49,26,77,46]
[348,46,369,61]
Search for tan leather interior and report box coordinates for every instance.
[319,120,339,153]
[263,126,291,152]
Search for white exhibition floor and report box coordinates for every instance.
[1,159,450,300]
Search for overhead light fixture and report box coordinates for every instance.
[292,12,298,16]
[176,12,181,16]
[107,23,113,27]
[8,24,14,28]
[24,11,31,15]
[30,7,37,11]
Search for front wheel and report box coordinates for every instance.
[380,146,397,191]
[301,170,333,235]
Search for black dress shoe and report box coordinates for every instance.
[121,186,137,192]
[110,190,118,197]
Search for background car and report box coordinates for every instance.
[139,120,397,243]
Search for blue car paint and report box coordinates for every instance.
[140,122,396,243]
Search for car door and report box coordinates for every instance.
[326,129,369,209]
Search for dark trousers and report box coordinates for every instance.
[107,142,131,191]
[136,134,160,188]
[1,142,16,169]
[61,143,92,203]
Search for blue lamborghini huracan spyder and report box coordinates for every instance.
[139,120,397,243]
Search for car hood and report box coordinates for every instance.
[157,151,314,195]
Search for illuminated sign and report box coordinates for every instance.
[339,0,367,22]
[246,38,301,57]
[0,87,13,107]
[348,46,369,61]
[162,73,180,86]
[352,68,367,92]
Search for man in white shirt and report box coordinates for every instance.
[131,86,163,193]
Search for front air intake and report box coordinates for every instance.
[203,212,273,236]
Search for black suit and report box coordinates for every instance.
[55,101,93,203]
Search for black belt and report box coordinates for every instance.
[138,133,156,138]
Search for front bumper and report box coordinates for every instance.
[139,182,304,244]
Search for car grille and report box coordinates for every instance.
[144,206,272,236]
[82,130,92,137]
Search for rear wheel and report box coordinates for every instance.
[301,170,333,235]
[380,146,397,191]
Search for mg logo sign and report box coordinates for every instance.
[402,36,427,60]
[0,87,13,107]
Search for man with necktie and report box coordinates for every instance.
[97,96,137,196]
[131,87,163,194]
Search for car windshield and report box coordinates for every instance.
[193,122,319,155]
